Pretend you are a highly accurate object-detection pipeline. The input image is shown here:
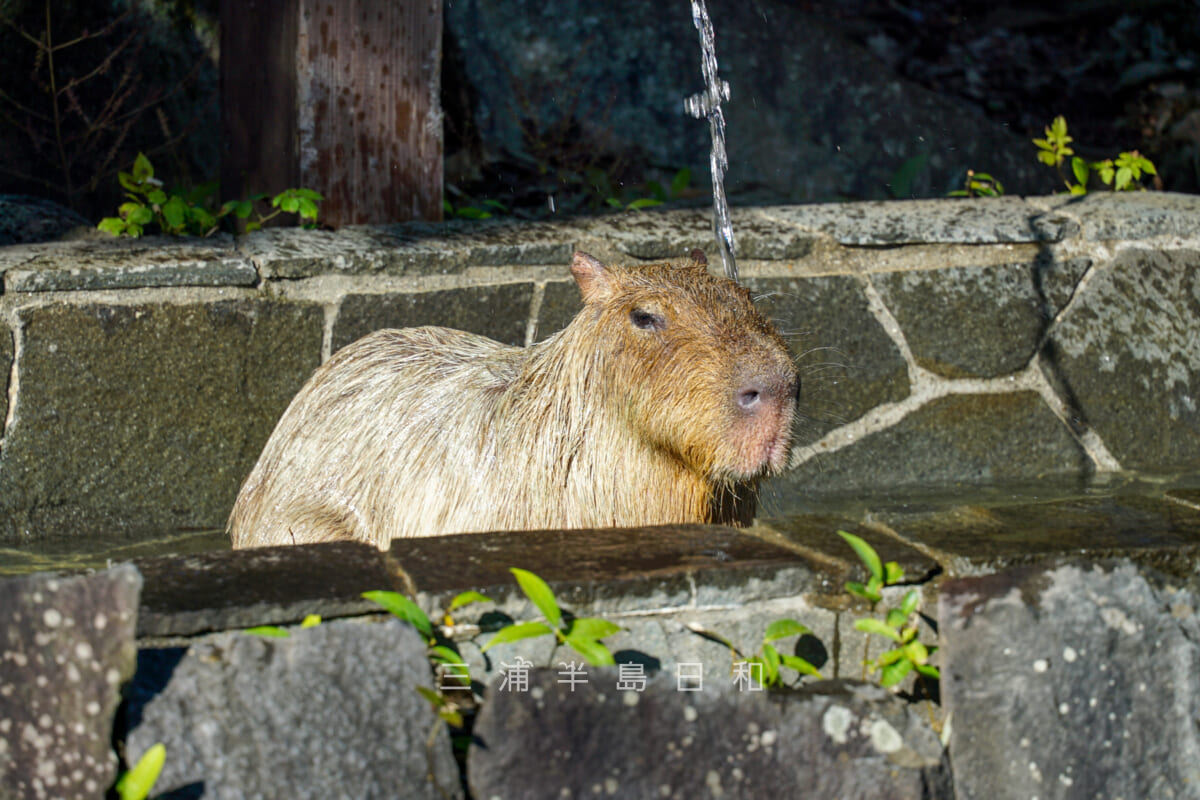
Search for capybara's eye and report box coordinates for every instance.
[630,308,667,331]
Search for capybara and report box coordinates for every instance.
[228,250,799,550]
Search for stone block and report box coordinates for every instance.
[0,299,323,543]
[873,259,1090,378]
[468,671,949,798]
[390,524,828,619]
[757,196,1065,245]
[332,282,534,352]
[1062,191,1200,240]
[0,565,141,799]
[244,218,575,279]
[941,560,1200,798]
[1046,248,1200,471]
[778,392,1090,500]
[878,494,1200,578]
[0,324,10,441]
[742,274,910,445]
[125,619,462,799]
[134,541,406,637]
[534,279,583,341]
[0,234,257,292]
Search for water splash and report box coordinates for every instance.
[685,0,737,283]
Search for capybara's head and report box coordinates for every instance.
[569,250,798,483]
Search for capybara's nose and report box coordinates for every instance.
[735,373,798,414]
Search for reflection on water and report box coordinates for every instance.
[0,529,230,577]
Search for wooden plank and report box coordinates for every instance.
[219,0,300,210]
[296,0,443,225]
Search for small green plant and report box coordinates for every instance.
[947,169,1005,198]
[1034,116,1157,195]
[363,589,492,727]
[98,153,323,237]
[692,618,823,688]
[242,613,322,638]
[113,742,165,800]
[601,166,692,212]
[839,531,939,689]
[443,197,508,220]
[480,568,622,666]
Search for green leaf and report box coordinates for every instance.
[1036,150,1059,167]
[428,645,463,666]
[480,621,555,652]
[297,198,320,220]
[293,187,324,201]
[879,658,914,687]
[439,707,464,727]
[1071,156,1089,187]
[243,625,289,637]
[125,204,154,226]
[415,685,445,707]
[1115,166,1133,191]
[481,199,508,212]
[300,614,321,628]
[946,189,968,197]
[510,568,561,628]
[626,197,663,210]
[191,207,217,234]
[146,189,168,206]
[161,195,188,229]
[885,608,907,629]
[899,589,920,616]
[883,561,904,585]
[903,640,929,665]
[854,617,903,643]
[118,171,140,192]
[563,634,616,666]
[644,180,667,201]
[568,617,621,641]
[605,197,624,209]
[115,742,166,800]
[277,194,301,213]
[449,590,493,611]
[132,153,154,182]
[455,206,491,219]
[361,590,432,639]
[1069,184,1088,196]
[838,531,883,583]
[670,167,692,197]
[780,653,822,678]
[761,643,781,685]
[245,221,262,233]
[764,618,811,643]
[875,646,907,667]
[915,663,941,679]
[845,581,881,604]
[97,218,127,236]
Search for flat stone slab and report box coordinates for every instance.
[390,524,831,617]
[0,234,256,292]
[468,671,950,799]
[134,541,405,638]
[125,618,462,799]
[1049,191,1200,240]
[941,559,1200,798]
[243,217,576,279]
[876,494,1200,577]
[756,197,1068,245]
[0,565,141,799]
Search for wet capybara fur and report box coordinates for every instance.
[228,251,798,549]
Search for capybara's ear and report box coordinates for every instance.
[571,251,615,303]
[689,248,708,267]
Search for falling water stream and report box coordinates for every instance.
[685,0,737,283]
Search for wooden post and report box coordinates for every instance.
[221,0,443,226]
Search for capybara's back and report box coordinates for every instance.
[228,251,799,549]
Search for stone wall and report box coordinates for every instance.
[1,193,1198,544]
